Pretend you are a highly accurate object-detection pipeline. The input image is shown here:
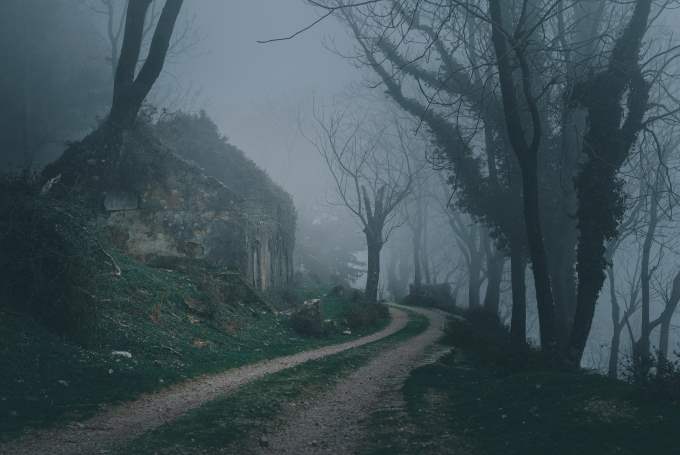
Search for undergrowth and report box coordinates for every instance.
[362,308,680,455]
[0,250,387,441]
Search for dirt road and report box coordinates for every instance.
[1,307,412,455]
[252,304,449,455]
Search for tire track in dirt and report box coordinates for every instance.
[251,305,449,455]
[1,308,410,455]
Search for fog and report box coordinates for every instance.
[3,1,680,453]
[169,1,357,212]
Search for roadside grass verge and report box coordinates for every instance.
[0,254,387,442]
[123,310,429,454]
[362,315,680,455]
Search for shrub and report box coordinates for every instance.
[343,301,389,331]
[401,283,455,311]
[0,175,103,344]
[443,307,537,369]
[290,301,326,337]
[622,351,680,401]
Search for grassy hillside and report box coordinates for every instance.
[0,250,387,441]
[124,311,429,454]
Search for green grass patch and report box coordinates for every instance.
[0,254,388,442]
[123,310,429,454]
[362,320,680,455]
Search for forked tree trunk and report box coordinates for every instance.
[108,0,183,129]
[489,0,558,354]
[567,0,652,366]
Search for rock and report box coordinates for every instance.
[111,350,132,359]
[259,436,269,448]
[192,339,209,348]
[103,191,139,211]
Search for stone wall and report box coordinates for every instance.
[153,112,297,290]
[47,124,295,291]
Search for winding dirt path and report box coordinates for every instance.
[252,305,449,455]
[1,308,410,455]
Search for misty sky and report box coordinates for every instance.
[171,1,360,213]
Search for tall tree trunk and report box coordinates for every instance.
[365,232,382,303]
[422,208,432,285]
[638,217,655,362]
[469,239,482,309]
[386,250,400,300]
[639,176,659,363]
[510,237,527,346]
[483,237,505,316]
[412,228,422,292]
[659,317,671,364]
[658,271,680,364]
[546,0,605,349]
[521,161,558,351]
[607,265,622,379]
[489,0,558,354]
[567,0,652,366]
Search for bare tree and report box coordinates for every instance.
[306,0,677,364]
[307,108,414,302]
[604,194,643,378]
[656,270,680,365]
[108,0,184,129]
[488,0,559,353]
[89,0,198,82]
[567,0,654,365]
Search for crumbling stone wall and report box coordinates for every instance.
[46,123,295,291]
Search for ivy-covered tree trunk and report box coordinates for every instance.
[607,265,623,379]
[568,0,652,366]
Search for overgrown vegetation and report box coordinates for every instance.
[0,177,102,344]
[363,311,680,455]
[289,287,389,338]
[0,181,386,441]
[0,249,386,441]
[154,111,296,242]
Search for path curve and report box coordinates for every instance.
[1,308,410,455]
[252,305,449,455]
